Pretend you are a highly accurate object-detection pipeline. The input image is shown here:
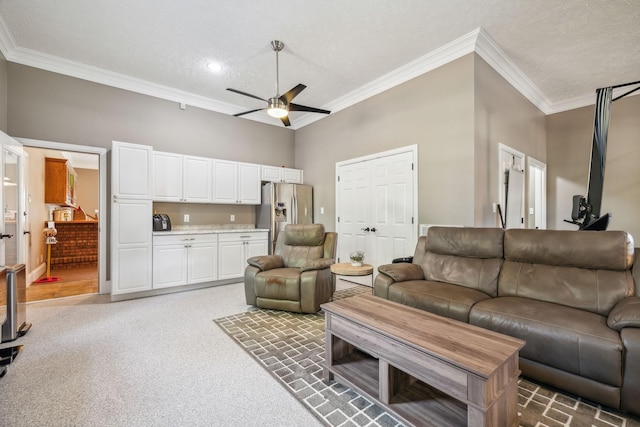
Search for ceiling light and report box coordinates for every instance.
[207,62,223,72]
[267,97,288,118]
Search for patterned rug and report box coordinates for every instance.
[215,286,640,427]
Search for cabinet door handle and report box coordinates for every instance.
[0,234,13,239]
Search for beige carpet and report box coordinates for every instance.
[215,287,640,427]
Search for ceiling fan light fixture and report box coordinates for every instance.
[267,97,288,118]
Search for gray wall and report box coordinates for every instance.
[7,63,295,165]
[296,54,476,231]
[295,53,547,232]
[548,95,640,240]
[474,56,547,227]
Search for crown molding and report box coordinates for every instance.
[293,29,481,129]
[473,28,553,114]
[0,18,605,128]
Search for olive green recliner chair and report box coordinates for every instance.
[244,224,337,313]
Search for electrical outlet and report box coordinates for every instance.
[184,214,190,223]
[230,214,235,222]
[320,207,325,214]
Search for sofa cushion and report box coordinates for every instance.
[414,227,504,297]
[500,230,635,315]
[387,280,492,323]
[470,297,623,387]
[253,268,301,301]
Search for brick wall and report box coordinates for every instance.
[49,221,98,267]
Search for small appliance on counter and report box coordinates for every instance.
[53,208,73,222]
[152,214,172,231]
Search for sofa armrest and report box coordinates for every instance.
[607,297,640,331]
[377,263,424,282]
[247,255,284,272]
[300,258,334,272]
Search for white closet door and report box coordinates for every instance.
[370,152,415,269]
[337,161,372,267]
[336,147,417,273]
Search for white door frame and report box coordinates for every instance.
[527,157,547,229]
[17,137,109,294]
[336,145,419,267]
[498,143,525,229]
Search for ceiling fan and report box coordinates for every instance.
[227,40,331,127]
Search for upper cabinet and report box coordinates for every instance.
[153,152,211,203]
[45,157,78,207]
[212,160,261,205]
[261,165,303,184]
[112,141,152,199]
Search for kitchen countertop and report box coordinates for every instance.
[153,225,269,236]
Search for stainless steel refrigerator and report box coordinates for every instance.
[257,183,313,253]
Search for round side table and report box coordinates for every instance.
[330,262,374,290]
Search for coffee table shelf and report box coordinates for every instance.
[322,294,525,427]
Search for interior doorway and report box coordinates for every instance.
[23,146,99,301]
[498,144,525,229]
[527,157,547,229]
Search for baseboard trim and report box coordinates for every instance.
[27,263,47,286]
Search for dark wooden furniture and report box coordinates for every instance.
[322,294,525,427]
[45,157,78,207]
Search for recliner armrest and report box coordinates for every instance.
[247,255,284,271]
[300,258,334,272]
[608,297,640,331]
[377,263,424,282]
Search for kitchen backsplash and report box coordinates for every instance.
[152,202,256,226]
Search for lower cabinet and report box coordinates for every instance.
[153,234,218,289]
[218,231,269,280]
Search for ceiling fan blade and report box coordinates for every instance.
[227,88,268,103]
[280,84,307,104]
[280,116,291,127]
[289,103,331,115]
[234,108,265,117]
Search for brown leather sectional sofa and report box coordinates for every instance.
[374,226,640,417]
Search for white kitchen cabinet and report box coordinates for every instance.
[111,141,153,296]
[260,165,303,184]
[153,233,218,289]
[112,198,153,295]
[212,160,261,204]
[112,141,152,200]
[153,151,211,203]
[217,231,268,280]
[183,156,212,202]
[153,151,182,201]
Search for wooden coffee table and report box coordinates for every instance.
[322,294,525,427]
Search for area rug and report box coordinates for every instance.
[215,287,640,427]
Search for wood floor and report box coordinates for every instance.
[26,264,98,302]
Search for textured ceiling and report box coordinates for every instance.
[0,1,638,128]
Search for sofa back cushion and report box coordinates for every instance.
[500,229,635,315]
[276,224,326,268]
[414,227,504,297]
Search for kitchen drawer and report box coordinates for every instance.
[153,233,218,245]
[217,231,268,242]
